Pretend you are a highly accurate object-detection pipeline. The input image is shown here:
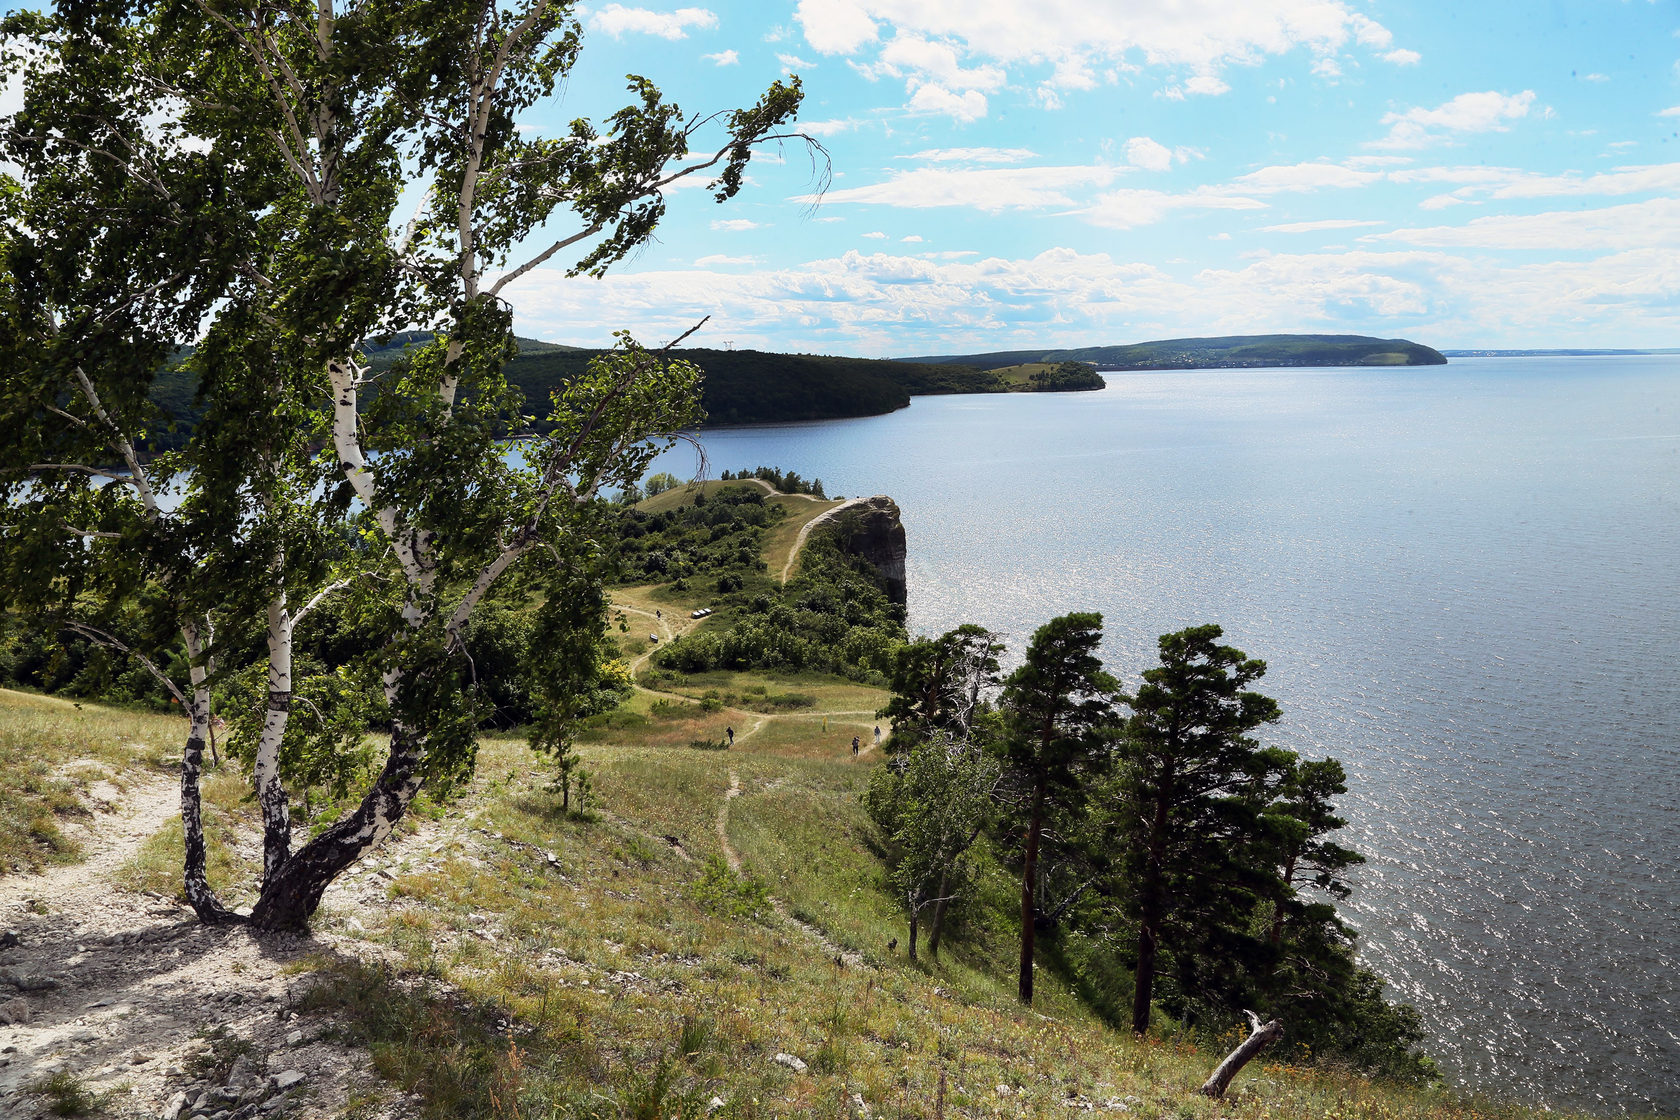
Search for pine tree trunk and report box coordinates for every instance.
[1018,781,1045,1004]
[247,726,424,931]
[1131,790,1172,1033]
[1131,921,1158,1034]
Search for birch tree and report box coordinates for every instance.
[1,0,817,931]
[864,732,999,961]
[0,5,255,920]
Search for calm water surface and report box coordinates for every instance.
[648,357,1680,1113]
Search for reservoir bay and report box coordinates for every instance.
[648,355,1680,1113]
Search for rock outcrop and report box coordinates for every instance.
[822,495,907,606]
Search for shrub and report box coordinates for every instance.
[688,857,769,920]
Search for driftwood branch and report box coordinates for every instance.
[1198,1011,1282,1099]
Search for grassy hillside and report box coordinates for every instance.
[0,689,1599,1120]
[903,334,1448,371]
[0,483,1629,1120]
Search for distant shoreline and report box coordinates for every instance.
[1442,348,1680,357]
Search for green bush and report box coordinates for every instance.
[688,857,768,920]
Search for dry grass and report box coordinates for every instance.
[299,730,1602,1120]
[0,688,181,874]
[0,689,1622,1120]
[112,767,259,904]
[760,496,843,583]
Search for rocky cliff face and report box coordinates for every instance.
[824,496,907,606]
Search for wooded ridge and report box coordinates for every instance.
[142,337,1102,447]
[900,333,1448,371]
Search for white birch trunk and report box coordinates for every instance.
[180,621,234,922]
[255,592,294,881]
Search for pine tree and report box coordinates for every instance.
[1115,624,1291,1033]
[999,612,1118,1004]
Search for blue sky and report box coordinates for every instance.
[6,1,1675,353]
[495,0,1680,354]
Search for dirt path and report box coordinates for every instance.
[613,602,705,707]
[0,778,435,1119]
[779,496,871,584]
[737,478,825,503]
[611,600,874,753]
[0,777,177,914]
[713,769,867,968]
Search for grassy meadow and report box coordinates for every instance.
[0,677,1628,1120]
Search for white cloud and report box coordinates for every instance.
[900,234,925,242]
[1,70,23,120]
[710,218,764,231]
[801,118,865,137]
[1660,106,1680,118]
[1184,75,1231,96]
[588,4,718,40]
[1234,161,1383,193]
[704,49,740,66]
[1581,73,1609,83]
[845,33,1006,118]
[905,85,989,122]
[1078,188,1266,230]
[1373,198,1680,251]
[862,231,888,239]
[502,243,1680,355]
[694,254,757,266]
[1311,58,1342,80]
[1390,161,1680,204]
[900,146,1037,163]
[777,52,817,70]
[801,164,1123,212]
[1373,90,1536,149]
[875,36,1007,91]
[1262,219,1385,233]
[1382,48,1421,65]
[1124,136,1175,172]
[790,0,1409,119]
[795,0,878,53]
[795,0,1400,73]
[1344,155,1413,169]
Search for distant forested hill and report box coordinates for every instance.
[902,334,1447,371]
[142,339,1017,442]
[499,346,1007,425]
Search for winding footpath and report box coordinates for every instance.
[779,496,872,585]
[713,768,867,969]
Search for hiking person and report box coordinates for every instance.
[852,735,860,757]
[727,726,735,746]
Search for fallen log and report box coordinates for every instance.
[1198,1011,1283,1098]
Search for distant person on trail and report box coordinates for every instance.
[727,726,734,746]
[873,725,881,745]
[656,609,661,620]
[852,735,860,757]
